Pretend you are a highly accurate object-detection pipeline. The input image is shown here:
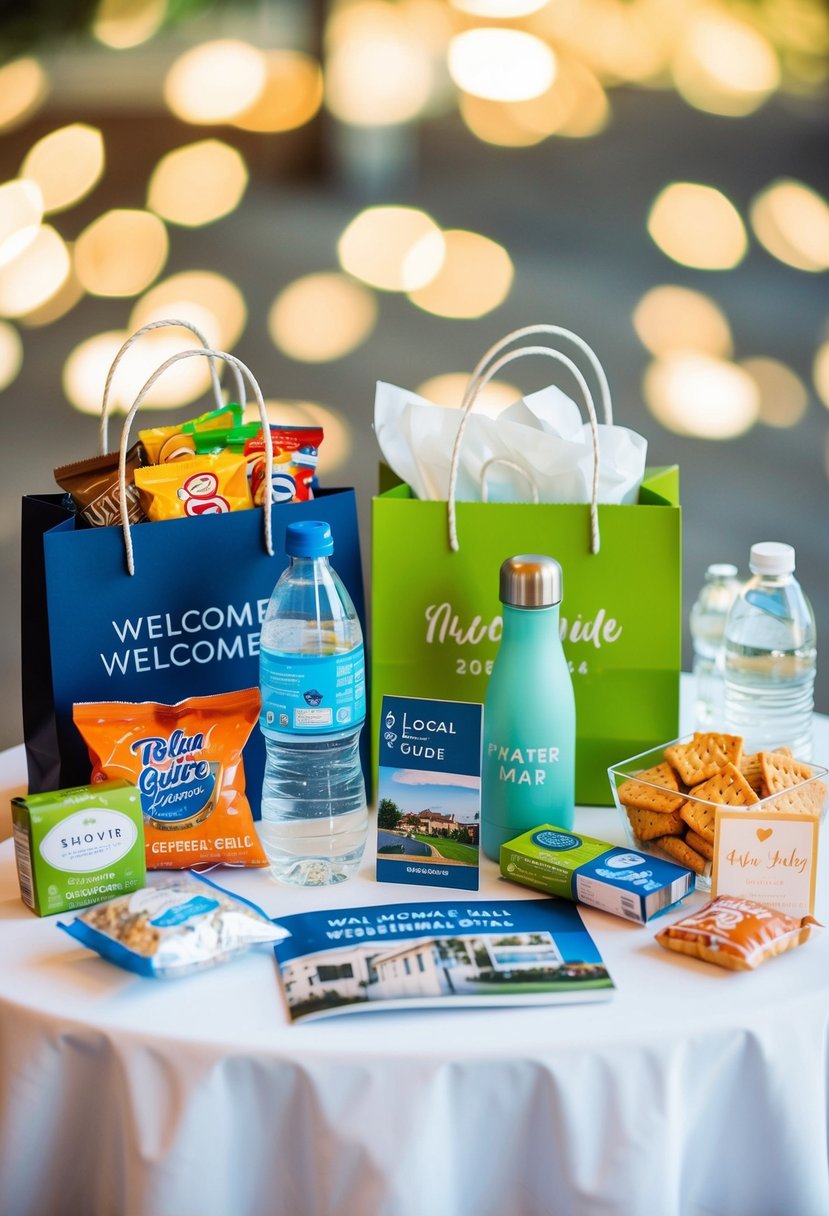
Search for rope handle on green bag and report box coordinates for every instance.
[117,348,273,575]
[99,317,246,454]
[463,323,613,425]
[447,327,608,555]
[479,458,540,504]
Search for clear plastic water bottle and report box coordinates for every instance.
[723,542,816,759]
[258,519,368,885]
[481,555,576,861]
[689,563,741,728]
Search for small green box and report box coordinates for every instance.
[500,825,693,924]
[12,780,146,917]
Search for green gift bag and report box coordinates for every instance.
[370,326,681,806]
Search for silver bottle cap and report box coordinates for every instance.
[499,554,563,608]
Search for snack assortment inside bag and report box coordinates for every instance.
[616,731,827,877]
[53,391,324,527]
[134,451,253,520]
[58,872,286,977]
[73,688,267,870]
[655,894,819,971]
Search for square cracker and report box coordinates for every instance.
[665,733,743,786]
[680,800,716,843]
[759,751,825,814]
[679,762,758,842]
[762,783,827,816]
[626,805,685,842]
[741,747,793,794]
[653,835,707,876]
[617,762,685,814]
[760,750,814,793]
[739,752,765,794]
[685,829,715,861]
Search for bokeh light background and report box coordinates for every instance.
[1,0,827,749]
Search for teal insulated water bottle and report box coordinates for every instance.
[481,554,576,862]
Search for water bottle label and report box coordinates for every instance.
[260,644,366,734]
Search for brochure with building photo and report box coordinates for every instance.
[376,695,483,891]
[272,898,614,1023]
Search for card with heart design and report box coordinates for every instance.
[712,809,819,918]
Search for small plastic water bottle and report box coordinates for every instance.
[723,542,816,759]
[689,563,741,728]
[481,555,576,862]
[258,519,368,885]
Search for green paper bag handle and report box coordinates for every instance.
[117,348,273,575]
[447,325,608,555]
[99,317,246,454]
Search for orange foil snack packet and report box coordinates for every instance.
[73,689,267,870]
[134,451,253,521]
[655,894,819,971]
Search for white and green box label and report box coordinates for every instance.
[12,779,146,916]
[500,825,693,924]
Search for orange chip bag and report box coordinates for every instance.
[655,894,819,971]
[73,689,268,870]
[134,451,253,521]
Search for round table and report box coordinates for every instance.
[2,714,828,1216]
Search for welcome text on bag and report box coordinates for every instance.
[100,599,271,676]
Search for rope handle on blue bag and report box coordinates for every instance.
[447,326,608,555]
[99,317,247,454]
[118,348,273,576]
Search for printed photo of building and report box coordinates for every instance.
[280,932,612,1019]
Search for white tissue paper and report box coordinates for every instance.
[374,381,648,505]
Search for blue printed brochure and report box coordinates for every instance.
[272,898,614,1022]
[376,695,483,891]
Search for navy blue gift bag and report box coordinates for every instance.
[21,338,366,817]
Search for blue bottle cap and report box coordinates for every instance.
[285,519,334,558]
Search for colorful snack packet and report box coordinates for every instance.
[245,425,323,505]
[58,872,286,977]
[139,402,243,464]
[73,688,268,870]
[134,451,253,520]
[54,443,147,527]
[191,423,263,466]
[191,424,248,456]
[655,894,819,971]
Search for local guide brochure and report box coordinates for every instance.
[272,897,614,1022]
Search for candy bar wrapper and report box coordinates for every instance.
[54,443,147,527]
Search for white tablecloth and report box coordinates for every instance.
[2,707,828,1216]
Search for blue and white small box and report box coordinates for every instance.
[500,825,694,923]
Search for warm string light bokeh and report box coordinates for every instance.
[0,0,826,464]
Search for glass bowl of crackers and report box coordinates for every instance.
[608,732,828,890]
